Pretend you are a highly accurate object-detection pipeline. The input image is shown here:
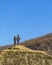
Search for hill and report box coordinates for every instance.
[0,45,52,65]
[22,33,52,55]
[0,33,52,55]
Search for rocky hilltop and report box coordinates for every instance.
[0,45,52,65]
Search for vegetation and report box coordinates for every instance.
[0,33,52,55]
[21,33,52,55]
[0,45,52,65]
[0,33,52,65]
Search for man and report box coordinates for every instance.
[17,34,20,44]
[14,36,16,45]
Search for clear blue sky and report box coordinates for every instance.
[0,0,52,46]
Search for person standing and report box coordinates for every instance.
[14,36,16,45]
[17,34,20,44]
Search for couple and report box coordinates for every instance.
[14,34,20,45]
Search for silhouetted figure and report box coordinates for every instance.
[17,34,20,44]
[14,36,16,45]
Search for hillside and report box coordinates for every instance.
[0,33,52,55]
[22,33,52,55]
[0,45,52,65]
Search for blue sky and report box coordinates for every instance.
[0,0,52,46]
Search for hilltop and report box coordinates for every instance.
[0,33,52,55]
[0,45,52,65]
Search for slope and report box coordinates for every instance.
[22,33,52,55]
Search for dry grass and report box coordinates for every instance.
[0,45,52,65]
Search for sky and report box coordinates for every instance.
[0,0,52,46]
